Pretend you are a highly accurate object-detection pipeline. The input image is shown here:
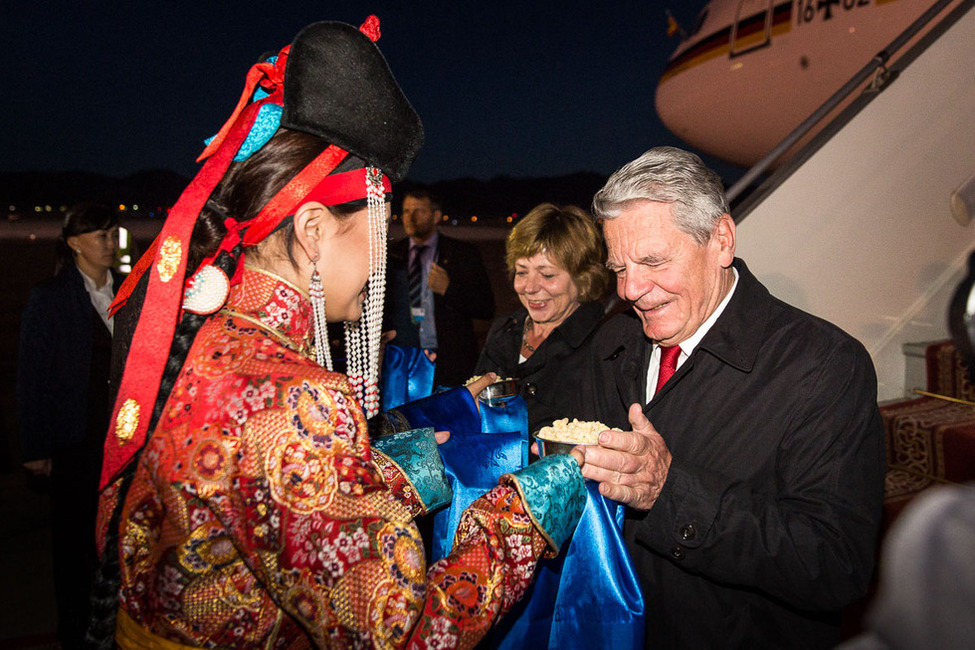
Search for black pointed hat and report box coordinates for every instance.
[281,21,424,183]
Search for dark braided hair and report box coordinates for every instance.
[85,128,342,648]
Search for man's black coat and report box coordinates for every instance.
[587,258,886,649]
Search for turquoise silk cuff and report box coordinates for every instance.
[371,427,452,512]
[503,454,586,552]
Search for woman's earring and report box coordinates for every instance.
[309,257,332,371]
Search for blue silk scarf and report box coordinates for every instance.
[430,429,525,562]
[381,360,644,648]
[479,394,530,468]
[380,345,435,410]
[487,482,645,649]
[430,395,529,562]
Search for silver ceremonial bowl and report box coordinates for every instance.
[478,378,519,406]
[535,436,593,457]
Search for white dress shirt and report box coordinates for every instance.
[79,267,115,336]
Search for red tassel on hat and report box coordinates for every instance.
[359,15,381,42]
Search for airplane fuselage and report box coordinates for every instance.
[655,0,952,168]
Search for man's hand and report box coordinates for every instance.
[428,262,450,295]
[464,372,497,415]
[579,403,672,510]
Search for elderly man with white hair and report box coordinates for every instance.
[578,146,886,649]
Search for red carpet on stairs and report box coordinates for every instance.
[880,340,975,529]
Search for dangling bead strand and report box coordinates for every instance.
[309,257,332,371]
[344,167,387,417]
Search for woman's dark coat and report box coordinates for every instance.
[17,264,121,460]
[475,300,604,434]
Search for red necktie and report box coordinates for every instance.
[654,345,681,395]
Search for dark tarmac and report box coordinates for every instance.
[0,470,58,648]
[0,224,61,648]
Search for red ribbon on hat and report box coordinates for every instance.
[191,217,246,289]
[197,51,289,162]
[100,46,325,489]
[100,97,263,488]
[302,167,392,207]
[359,15,381,42]
[108,51,290,317]
[242,165,392,246]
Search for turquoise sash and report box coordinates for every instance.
[371,427,451,512]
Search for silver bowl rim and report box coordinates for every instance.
[478,378,519,400]
[535,436,596,456]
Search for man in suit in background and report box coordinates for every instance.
[387,187,495,387]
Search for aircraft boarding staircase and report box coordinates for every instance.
[723,2,975,630]
[729,0,975,403]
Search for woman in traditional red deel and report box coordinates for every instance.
[88,18,586,650]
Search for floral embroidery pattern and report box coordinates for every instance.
[192,440,228,482]
[98,268,555,648]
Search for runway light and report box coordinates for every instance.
[132,204,139,211]
[470,216,478,223]
[506,216,513,223]
[44,205,52,212]
[118,204,126,211]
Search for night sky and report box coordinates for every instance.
[2,1,735,184]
